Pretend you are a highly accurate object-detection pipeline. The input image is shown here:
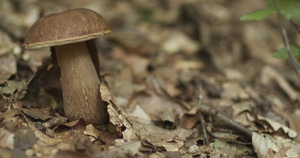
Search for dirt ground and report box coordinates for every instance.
[1,0,300,157]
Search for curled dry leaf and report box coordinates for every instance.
[181,112,200,129]
[24,116,60,145]
[99,82,137,142]
[22,108,52,121]
[0,80,29,104]
[83,124,99,141]
[128,117,195,153]
[252,132,300,158]
[42,116,68,128]
[257,115,297,138]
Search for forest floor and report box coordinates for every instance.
[1,0,300,157]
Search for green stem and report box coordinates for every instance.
[273,0,300,83]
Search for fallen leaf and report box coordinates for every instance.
[83,124,99,141]
[260,66,300,101]
[221,81,249,100]
[0,54,17,84]
[14,127,37,150]
[0,80,29,104]
[25,116,60,145]
[0,128,15,150]
[22,108,52,121]
[99,82,138,142]
[257,115,297,138]
[127,77,185,122]
[108,140,141,157]
[252,132,300,158]
[160,31,200,55]
[0,109,21,130]
[128,104,152,124]
[181,112,200,129]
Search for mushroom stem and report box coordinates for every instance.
[55,42,108,125]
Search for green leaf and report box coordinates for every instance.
[276,0,300,20]
[241,0,300,21]
[273,45,300,60]
[213,141,220,149]
[240,8,275,21]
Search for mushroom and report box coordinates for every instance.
[24,8,110,125]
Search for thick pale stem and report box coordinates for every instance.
[55,42,108,125]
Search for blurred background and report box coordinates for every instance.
[1,0,300,157]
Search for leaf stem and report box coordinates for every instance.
[273,0,300,83]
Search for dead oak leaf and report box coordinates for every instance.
[99,82,138,142]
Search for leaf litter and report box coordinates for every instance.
[1,0,300,157]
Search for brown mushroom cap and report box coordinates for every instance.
[24,8,111,49]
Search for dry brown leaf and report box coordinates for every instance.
[83,124,99,141]
[181,112,200,129]
[0,109,21,130]
[160,31,200,55]
[129,104,152,124]
[14,127,37,150]
[0,54,17,84]
[22,108,52,121]
[223,68,245,81]
[62,119,81,127]
[0,128,15,150]
[99,82,137,142]
[260,66,300,102]
[127,77,185,122]
[213,141,254,157]
[231,101,257,130]
[109,140,141,157]
[128,117,195,153]
[252,132,300,158]
[0,80,29,104]
[25,116,60,145]
[221,81,249,100]
[42,116,68,128]
[257,115,297,138]
[147,138,184,152]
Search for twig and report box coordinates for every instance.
[198,104,253,139]
[197,86,209,146]
[273,0,300,82]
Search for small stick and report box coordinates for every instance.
[198,104,253,139]
[197,86,210,145]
